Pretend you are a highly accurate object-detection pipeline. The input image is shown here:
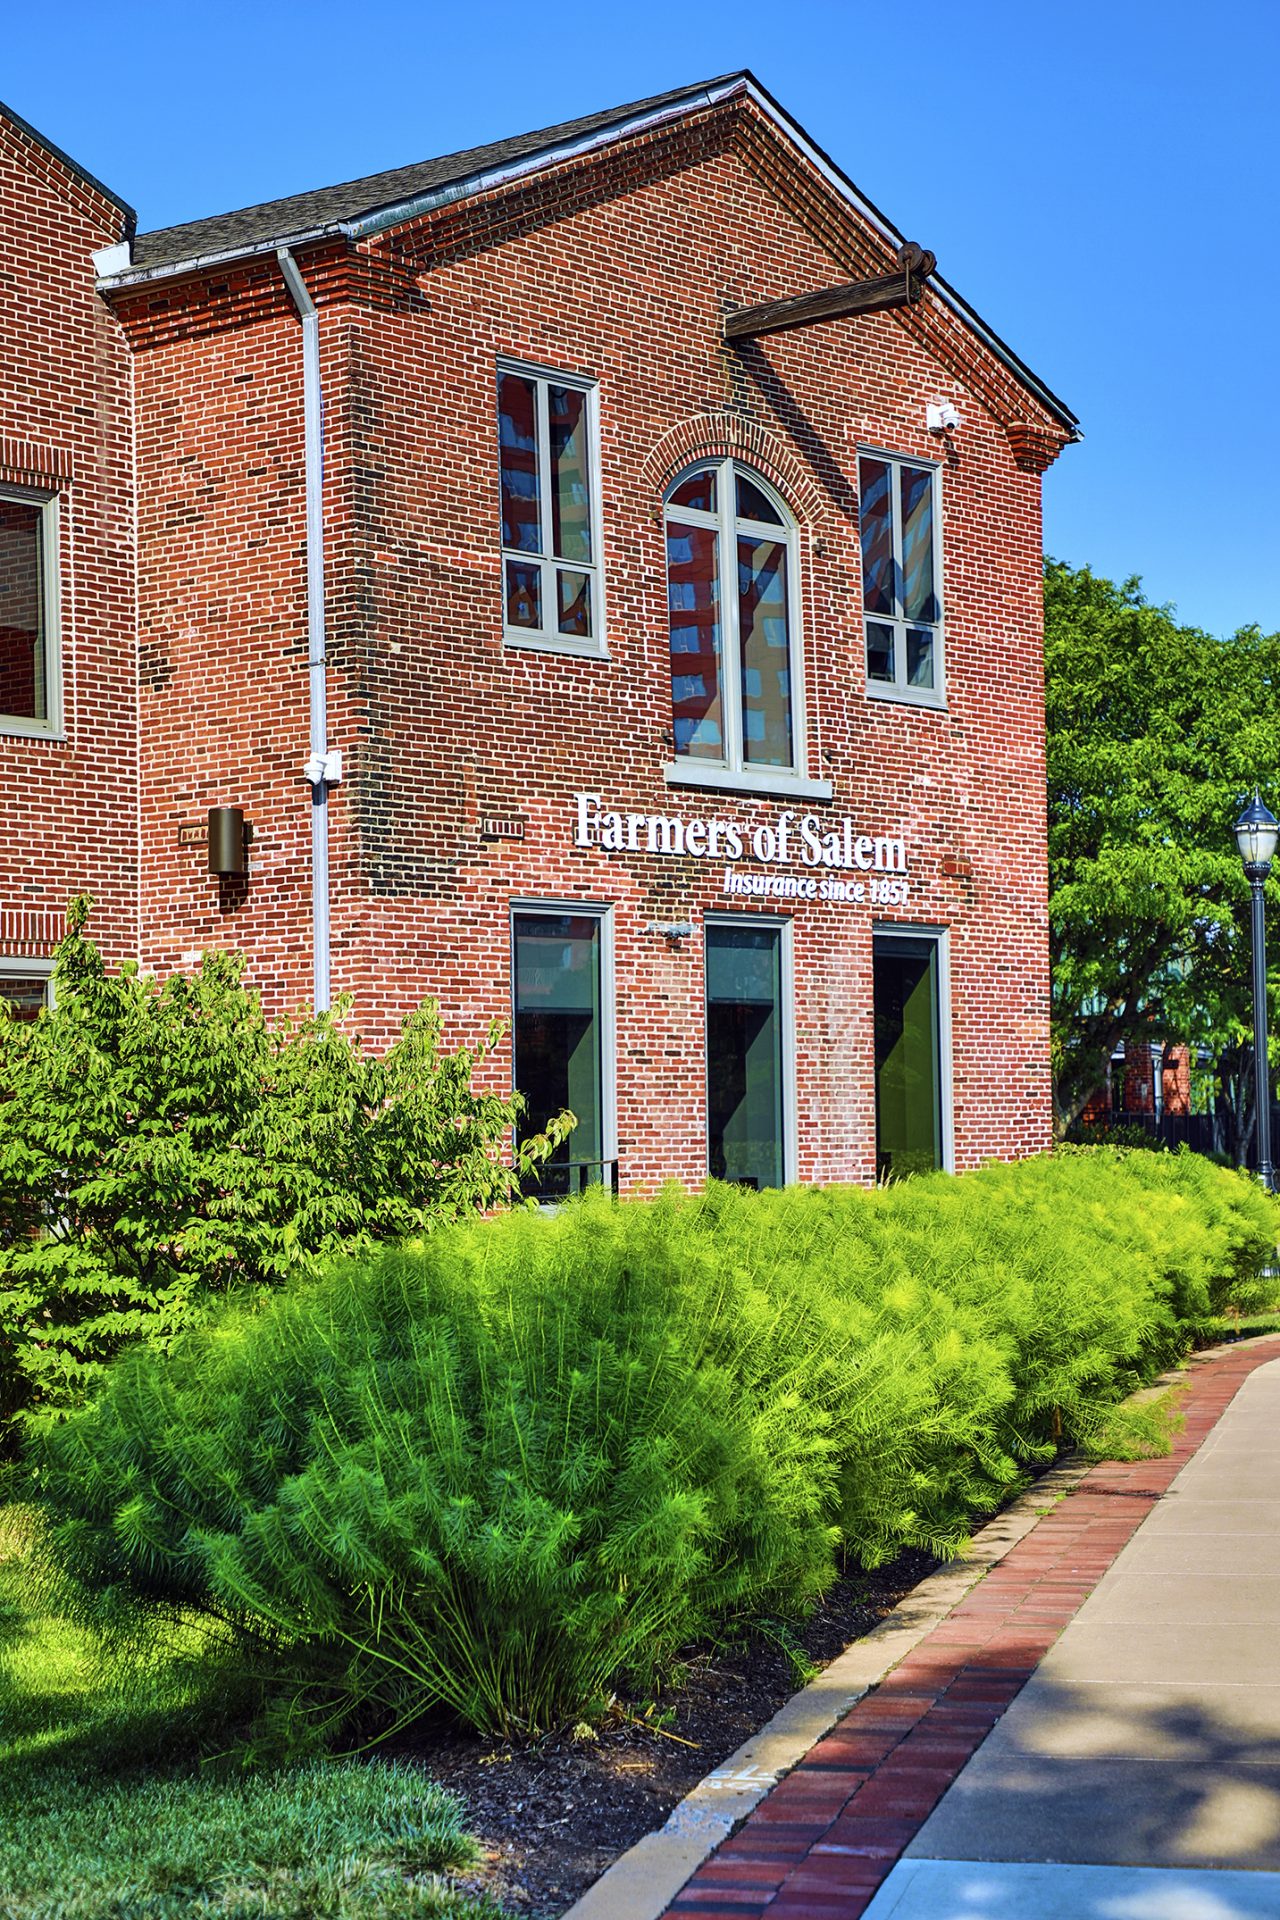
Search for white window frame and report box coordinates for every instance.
[858,448,946,711]
[497,358,605,659]
[509,898,617,1187]
[871,922,954,1173]
[703,911,797,1187]
[663,460,830,802]
[0,953,55,1012]
[0,486,63,738]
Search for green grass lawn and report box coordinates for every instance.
[1201,1306,1280,1342]
[0,1508,501,1920]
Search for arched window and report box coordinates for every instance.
[664,460,799,775]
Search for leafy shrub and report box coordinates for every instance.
[25,1149,1275,1739]
[0,907,568,1435]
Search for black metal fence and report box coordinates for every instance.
[1108,1111,1219,1155]
[1086,1104,1280,1171]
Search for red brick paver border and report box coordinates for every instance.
[661,1338,1280,1920]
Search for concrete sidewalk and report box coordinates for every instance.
[866,1353,1280,1918]
[655,1338,1280,1920]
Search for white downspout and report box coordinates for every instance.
[277,246,339,1012]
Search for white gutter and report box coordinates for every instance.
[277,246,340,1014]
[98,224,352,292]
[341,81,747,238]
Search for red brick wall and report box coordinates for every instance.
[1163,1044,1192,1117]
[0,113,136,971]
[1121,1043,1156,1115]
[117,98,1068,1186]
[128,285,327,1004]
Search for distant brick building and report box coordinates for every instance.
[1,72,1076,1192]
[0,103,136,997]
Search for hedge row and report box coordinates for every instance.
[26,1149,1275,1739]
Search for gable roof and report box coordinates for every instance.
[101,71,1077,435]
[0,98,136,236]
[127,76,740,277]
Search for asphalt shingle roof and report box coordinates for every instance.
[114,70,1076,432]
[130,76,744,273]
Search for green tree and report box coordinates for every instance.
[1045,559,1280,1141]
[0,903,569,1434]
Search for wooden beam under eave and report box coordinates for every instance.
[724,243,937,345]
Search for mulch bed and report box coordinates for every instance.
[394,1548,937,1919]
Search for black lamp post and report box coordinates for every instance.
[1235,793,1279,1192]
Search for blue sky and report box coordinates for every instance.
[6,0,1277,640]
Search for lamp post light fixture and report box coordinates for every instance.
[1234,792,1280,1192]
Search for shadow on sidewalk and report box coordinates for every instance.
[913,1669,1280,1871]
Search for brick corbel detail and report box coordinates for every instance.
[639,411,827,524]
[1006,421,1068,474]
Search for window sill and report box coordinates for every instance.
[0,718,65,741]
[663,762,834,803]
[865,683,948,714]
[503,631,609,662]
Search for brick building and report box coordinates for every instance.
[1,73,1076,1192]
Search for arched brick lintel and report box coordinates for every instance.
[640,412,828,525]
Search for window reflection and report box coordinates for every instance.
[667,518,723,759]
[706,923,785,1189]
[0,497,48,723]
[874,936,943,1179]
[858,454,942,700]
[513,913,604,1199]
[665,461,797,774]
[498,366,598,645]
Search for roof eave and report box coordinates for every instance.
[96,75,752,297]
[0,97,136,238]
[731,73,1080,436]
[95,222,352,293]
[99,70,1078,436]
[342,76,750,241]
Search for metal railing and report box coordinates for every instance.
[519,1158,620,1202]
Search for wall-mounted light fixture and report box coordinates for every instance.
[208,806,252,876]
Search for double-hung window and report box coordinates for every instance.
[497,361,601,652]
[858,453,943,705]
[665,459,802,779]
[0,487,60,735]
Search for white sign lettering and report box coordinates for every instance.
[573,793,910,907]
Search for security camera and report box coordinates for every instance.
[927,401,961,434]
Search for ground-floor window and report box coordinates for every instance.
[705,918,791,1189]
[0,958,51,1023]
[873,929,947,1180]
[512,907,610,1197]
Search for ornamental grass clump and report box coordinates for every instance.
[25,1148,1275,1741]
[31,1195,853,1738]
